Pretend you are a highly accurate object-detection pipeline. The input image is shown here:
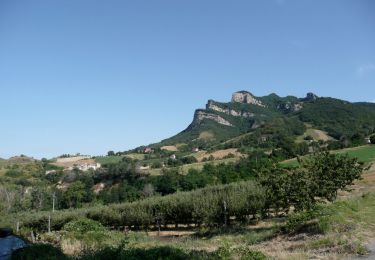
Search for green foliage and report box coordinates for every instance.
[15,181,265,232]
[63,218,106,233]
[11,244,67,260]
[370,135,375,144]
[301,152,364,201]
[5,169,24,178]
[260,152,365,214]
[284,206,326,234]
[62,181,87,208]
[7,234,266,260]
[297,98,375,139]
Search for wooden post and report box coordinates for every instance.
[31,231,35,242]
[48,215,51,233]
[16,221,19,233]
[52,192,56,212]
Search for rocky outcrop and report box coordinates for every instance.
[303,92,318,102]
[293,103,303,111]
[231,91,265,107]
[206,100,255,118]
[192,110,233,127]
[277,102,303,112]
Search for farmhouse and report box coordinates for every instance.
[143,147,153,153]
[70,162,101,171]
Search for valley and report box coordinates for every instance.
[1,91,375,259]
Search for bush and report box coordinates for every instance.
[63,218,106,233]
[284,207,324,234]
[77,244,267,260]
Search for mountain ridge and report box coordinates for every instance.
[147,90,375,152]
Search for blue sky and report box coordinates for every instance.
[0,0,374,158]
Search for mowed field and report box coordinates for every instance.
[282,145,375,167]
[95,153,145,165]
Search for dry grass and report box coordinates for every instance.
[52,157,96,168]
[161,146,179,152]
[296,128,333,143]
[198,131,215,140]
[195,148,243,162]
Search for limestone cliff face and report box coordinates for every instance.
[206,100,254,118]
[231,91,265,107]
[192,110,233,127]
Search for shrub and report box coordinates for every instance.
[284,208,323,234]
[63,218,106,233]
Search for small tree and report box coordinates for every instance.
[63,181,86,208]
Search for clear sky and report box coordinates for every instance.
[0,0,374,159]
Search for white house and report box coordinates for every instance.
[69,162,101,171]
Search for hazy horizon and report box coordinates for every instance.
[1,0,374,159]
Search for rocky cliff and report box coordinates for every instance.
[231,91,265,107]
[190,110,233,127]
[206,100,255,118]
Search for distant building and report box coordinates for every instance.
[144,147,153,153]
[192,148,199,152]
[69,162,101,171]
[93,183,105,194]
[365,137,371,144]
[170,154,176,160]
[45,170,57,175]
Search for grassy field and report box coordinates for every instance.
[95,153,146,165]
[335,145,375,163]
[282,145,375,167]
